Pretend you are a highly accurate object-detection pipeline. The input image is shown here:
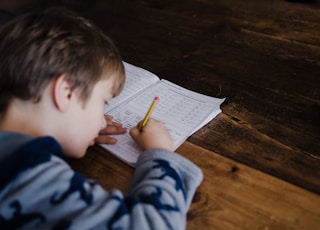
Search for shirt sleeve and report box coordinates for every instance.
[126,148,204,229]
[0,148,203,230]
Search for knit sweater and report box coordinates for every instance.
[0,132,203,229]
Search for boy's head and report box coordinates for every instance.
[0,8,125,117]
[0,8,125,157]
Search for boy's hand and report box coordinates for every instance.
[130,119,174,151]
[95,115,127,144]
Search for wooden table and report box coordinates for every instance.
[3,0,319,228]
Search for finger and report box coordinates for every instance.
[105,114,113,120]
[95,135,117,144]
[105,116,124,128]
[99,125,126,135]
[105,115,113,119]
[129,125,141,140]
[110,121,125,127]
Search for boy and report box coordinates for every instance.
[0,8,203,229]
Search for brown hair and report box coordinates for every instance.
[0,8,125,116]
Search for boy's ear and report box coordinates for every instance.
[53,74,73,112]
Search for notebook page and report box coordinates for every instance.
[101,79,225,166]
[104,62,159,112]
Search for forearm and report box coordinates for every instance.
[127,149,203,229]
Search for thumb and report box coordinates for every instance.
[129,125,140,138]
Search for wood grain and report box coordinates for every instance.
[68,143,320,229]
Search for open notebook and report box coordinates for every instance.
[101,62,225,166]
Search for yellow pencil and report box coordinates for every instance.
[139,96,159,131]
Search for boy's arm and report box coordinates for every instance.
[126,149,203,229]
[70,149,202,229]
[87,149,202,229]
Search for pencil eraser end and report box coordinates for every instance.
[154,96,159,101]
